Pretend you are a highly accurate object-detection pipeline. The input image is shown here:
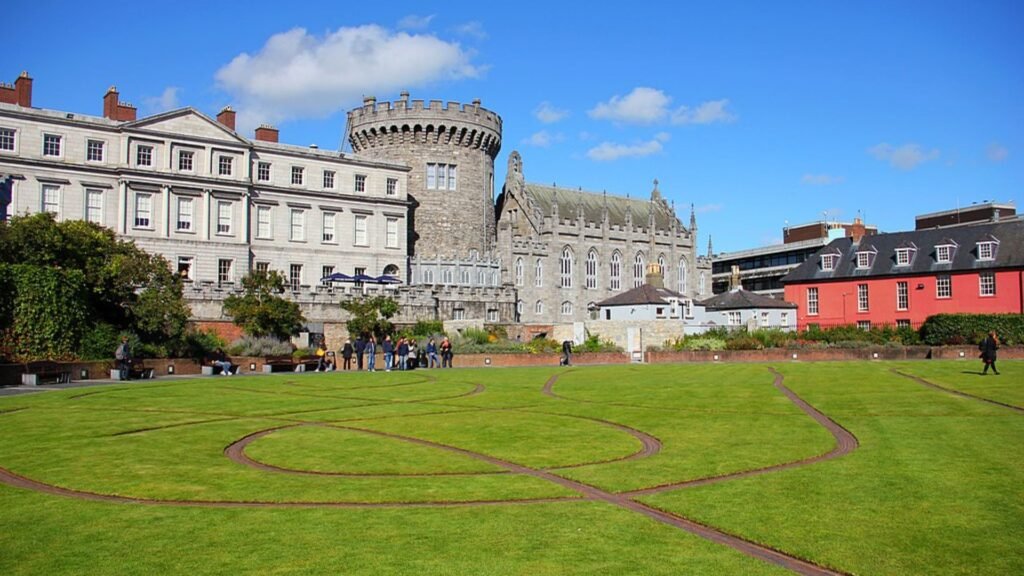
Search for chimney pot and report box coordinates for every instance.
[254,124,279,143]
[216,106,236,131]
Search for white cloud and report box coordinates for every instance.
[398,14,435,30]
[586,137,664,161]
[454,21,487,40]
[671,99,736,125]
[867,143,940,170]
[801,173,845,186]
[589,87,670,124]
[143,86,180,114]
[534,101,568,124]
[215,26,482,131]
[694,203,723,214]
[654,131,671,143]
[987,143,1009,163]
[523,130,563,147]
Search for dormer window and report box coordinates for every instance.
[855,246,876,269]
[935,243,956,263]
[895,248,913,266]
[977,241,997,261]
[821,253,839,271]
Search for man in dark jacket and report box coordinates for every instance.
[354,336,366,371]
[980,331,1000,375]
[115,336,132,380]
[561,340,573,366]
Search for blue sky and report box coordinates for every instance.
[6,1,1022,253]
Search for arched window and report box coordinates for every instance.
[610,251,621,291]
[560,247,573,288]
[586,249,598,289]
[423,268,434,284]
[535,300,544,315]
[634,252,645,288]
[461,269,470,285]
[492,271,499,286]
[478,270,486,285]
[678,259,688,293]
[515,257,524,286]
[700,271,706,295]
[534,258,543,287]
[561,301,573,316]
[383,264,400,276]
[441,268,453,284]
[658,254,667,279]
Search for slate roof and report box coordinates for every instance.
[699,288,797,310]
[596,284,685,307]
[782,220,1024,284]
[524,184,681,231]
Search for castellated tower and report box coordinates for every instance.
[346,93,502,259]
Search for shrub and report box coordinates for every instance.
[725,335,764,350]
[229,336,294,357]
[78,322,121,361]
[458,327,492,346]
[682,337,727,351]
[577,333,622,353]
[410,320,445,337]
[920,314,1024,346]
[524,338,562,354]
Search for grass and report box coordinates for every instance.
[0,361,1021,575]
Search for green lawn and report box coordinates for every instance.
[0,361,1020,575]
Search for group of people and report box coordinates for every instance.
[326,335,455,372]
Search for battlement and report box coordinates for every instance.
[348,95,502,131]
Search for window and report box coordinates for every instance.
[354,214,369,246]
[85,189,103,224]
[177,256,194,280]
[176,197,193,231]
[728,311,742,326]
[560,247,573,288]
[633,252,645,288]
[323,170,335,189]
[422,269,434,284]
[218,156,233,176]
[479,270,487,285]
[700,272,706,295]
[256,206,272,239]
[857,284,869,312]
[610,252,621,291]
[683,299,693,318]
[134,193,151,228]
[678,259,688,293]
[218,259,233,285]
[216,201,232,234]
[42,134,61,157]
[515,258,524,286]
[289,264,303,290]
[979,272,995,296]
[386,217,399,248]
[487,309,499,322]
[857,320,871,331]
[896,319,911,329]
[895,248,912,266]
[780,311,789,326]
[935,245,953,263]
[658,255,667,280]
[257,162,271,182]
[321,266,334,285]
[322,212,336,243]
[461,269,470,285]
[807,287,819,315]
[178,150,194,172]
[561,301,573,316]
[255,261,269,275]
[896,281,909,311]
[0,128,14,151]
[856,252,871,269]
[291,166,304,185]
[586,250,597,289]
[426,163,457,190]
[534,258,543,287]
[290,209,305,241]
[761,311,770,326]
[453,308,466,321]
[441,268,453,284]
[87,139,104,162]
[137,145,153,167]
[977,241,995,261]
[354,174,366,193]
[821,253,838,271]
[387,178,398,196]
[936,275,951,299]
[535,300,544,315]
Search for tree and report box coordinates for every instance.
[223,270,305,340]
[341,296,399,340]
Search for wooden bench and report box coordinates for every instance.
[21,361,72,386]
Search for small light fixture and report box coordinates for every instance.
[958,351,965,358]
[80,369,88,379]
[713,354,719,361]
[792,353,798,360]
[249,363,257,371]
[916,283,925,290]
[167,365,175,374]
[872,352,879,359]
[484,358,491,365]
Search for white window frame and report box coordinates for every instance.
[322,212,336,243]
[289,264,303,290]
[217,259,233,285]
[85,188,103,224]
[177,149,194,172]
[535,300,544,315]
[354,174,366,193]
[442,268,453,284]
[561,301,573,316]
[896,319,911,329]
[86,139,104,162]
[176,197,193,232]
[386,217,399,248]
[257,162,271,182]
[857,284,869,312]
[177,256,194,281]
[255,261,269,275]
[807,287,819,316]
[977,242,995,261]
[42,133,62,157]
[633,252,645,288]
[387,177,398,196]
[610,252,621,291]
[323,170,336,190]
[896,281,909,311]
[133,193,152,229]
[354,214,368,246]
[856,252,871,269]
[218,155,233,176]
[321,265,335,285]
[216,201,232,235]
[821,253,838,271]
[487,309,499,322]
[895,248,912,266]
[290,209,306,242]
[426,163,436,189]
[560,247,573,289]
[935,244,954,263]
[586,250,598,289]
[136,144,153,167]
[515,257,524,287]
[678,259,687,293]
[780,311,789,326]
[0,127,15,152]
[857,320,871,331]
[979,272,995,296]
[256,205,272,239]
[728,311,742,326]
[534,258,543,287]
[936,275,951,299]
[761,311,770,326]
[291,166,304,186]
[422,269,434,284]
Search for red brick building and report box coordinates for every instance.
[782,220,1024,330]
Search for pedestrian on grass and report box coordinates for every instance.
[115,336,132,381]
[427,338,439,368]
[979,330,1001,375]
[561,339,573,367]
[366,336,377,372]
[315,339,328,372]
[354,336,366,371]
[382,336,394,372]
[397,337,410,370]
[341,340,353,370]
[440,337,453,368]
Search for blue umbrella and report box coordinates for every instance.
[375,275,403,284]
[321,272,354,283]
[351,273,377,283]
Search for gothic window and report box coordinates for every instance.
[535,300,544,315]
[633,252,645,288]
[610,251,621,291]
[658,254,667,278]
[561,301,573,316]
[535,258,543,287]
[678,259,688,293]
[515,258,524,286]
[586,250,598,289]
[560,247,573,289]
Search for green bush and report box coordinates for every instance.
[577,333,622,353]
[0,264,89,362]
[725,335,764,350]
[920,314,1024,346]
[682,337,727,351]
[410,320,445,337]
[78,322,121,361]
[524,338,562,354]
[229,336,294,357]
[458,327,492,346]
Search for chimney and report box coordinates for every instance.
[399,90,409,101]
[216,106,236,131]
[363,95,376,107]
[848,217,867,242]
[14,71,32,107]
[102,86,137,122]
[645,263,665,289]
[254,124,279,143]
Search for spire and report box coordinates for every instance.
[706,235,713,258]
[690,203,697,232]
[651,178,661,201]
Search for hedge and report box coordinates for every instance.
[920,314,1024,346]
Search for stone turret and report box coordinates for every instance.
[346,95,502,259]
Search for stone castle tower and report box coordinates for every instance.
[346,94,502,259]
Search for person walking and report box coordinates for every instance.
[561,339,573,367]
[366,336,377,372]
[315,338,328,372]
[354,336,366,371]
[979,330,1001,375]
[397,337,410,370]
[427,338,439,368]
[341,340,353,370]
[115,336,133,381]
[440,337,453,368]
[408,339,419,370]
[382,336,394,372]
